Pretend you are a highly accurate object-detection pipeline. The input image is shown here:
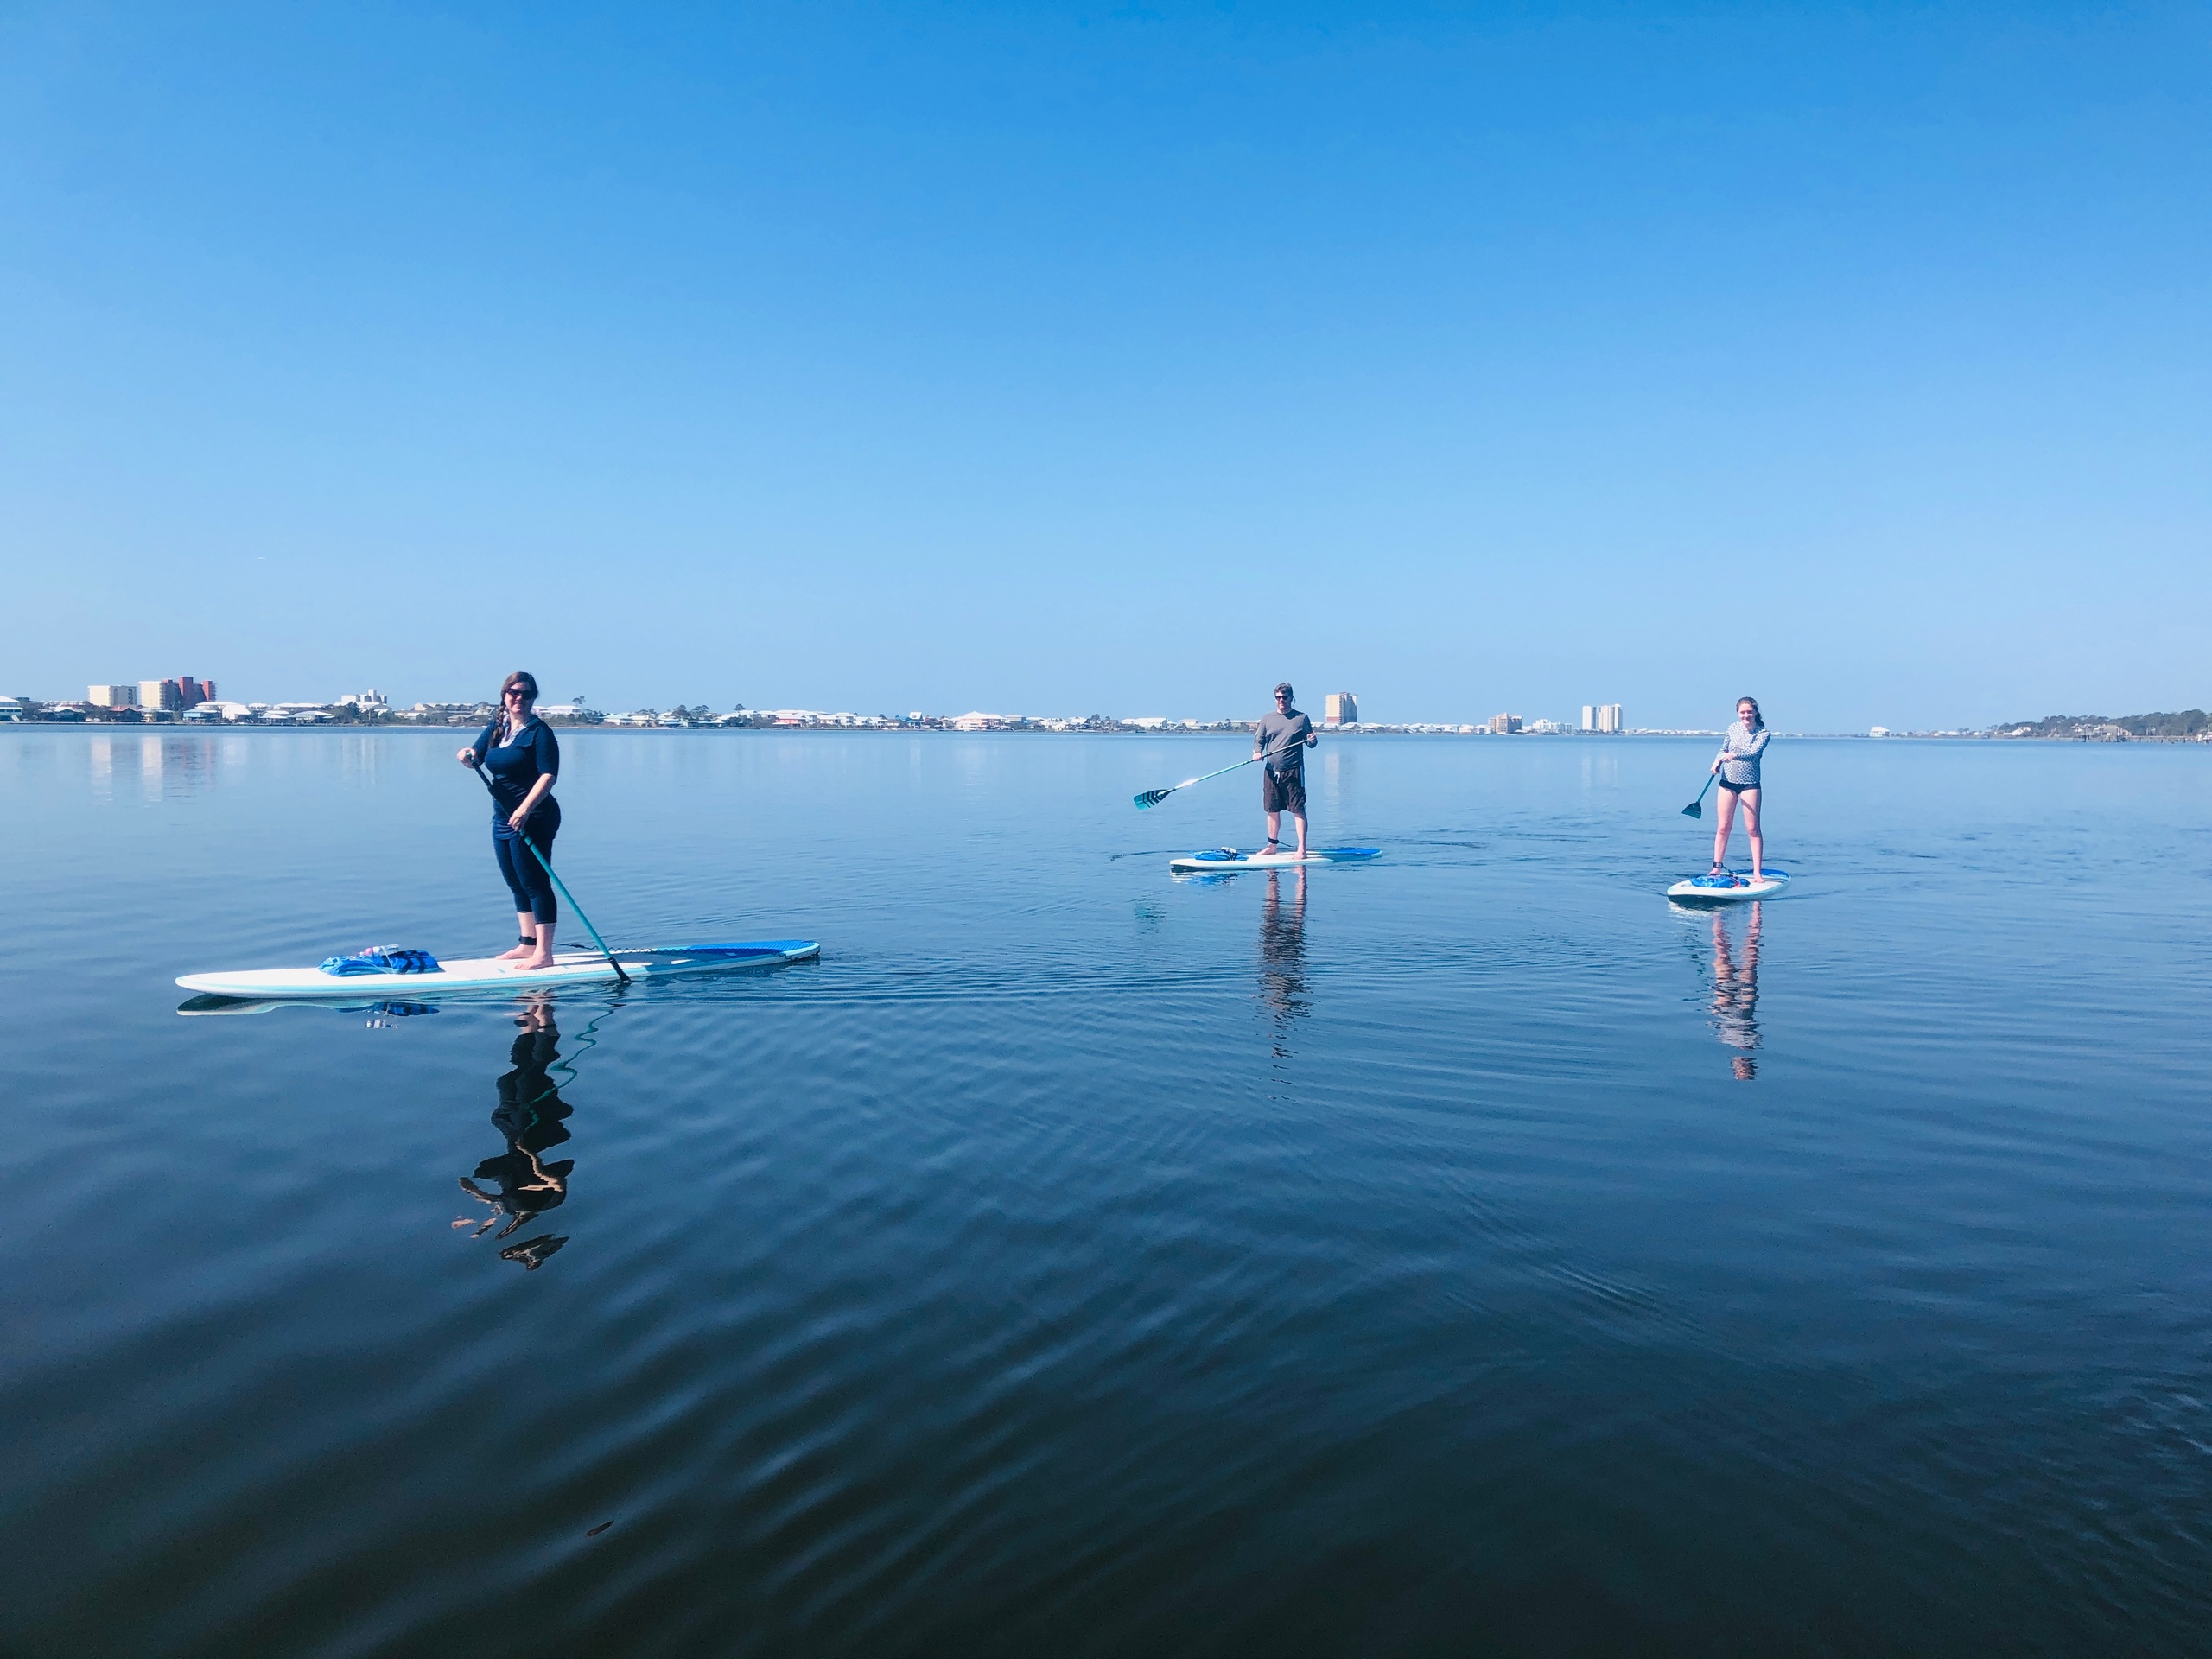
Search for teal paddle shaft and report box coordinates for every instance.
[474,764,630,985]
[1134,739,1308,810]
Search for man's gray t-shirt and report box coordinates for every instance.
[1256,709,1313,772]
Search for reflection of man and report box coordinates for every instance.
[1254,682,1319,857]
[457,996,575,1268]
[1710,904,1762,1080]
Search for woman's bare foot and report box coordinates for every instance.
[498,940,535,961]
[513,921,556,970]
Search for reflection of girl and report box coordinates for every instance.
[1709,696,1770,878]
[1711,905,1761,1081]
[457,671,562,969]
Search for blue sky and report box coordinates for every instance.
[2,2,2205,728]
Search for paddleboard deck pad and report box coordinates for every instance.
[177,939,819,1000]
[1170,848,1381,872]
[1667,870,1790,902]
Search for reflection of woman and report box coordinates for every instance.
[1711,903,1762,1080]
[1709,696,1770,878]
[457,671,562,969]
[458,997,574,1269]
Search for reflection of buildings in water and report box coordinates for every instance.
[149,736,220,800]
[1257,868,1310,1049]
[86,734,223,802]
[1579,748,1619,790]
[456,997,574,1269]
[1708,902,1762,1081]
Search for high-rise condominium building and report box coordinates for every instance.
[1582,702,1624,734]
[1580,705,1596,732]
[1489,713,1522,734]
[89,683,137,708]
[1324,692,1358,726]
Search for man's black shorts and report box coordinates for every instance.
[1262,765,1306,814]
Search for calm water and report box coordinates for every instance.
[3,729,2209,1656]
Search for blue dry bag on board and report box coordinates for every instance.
[318,945,442,976]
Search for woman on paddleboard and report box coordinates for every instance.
[458,671,562,970]
[1709,696,1770,879]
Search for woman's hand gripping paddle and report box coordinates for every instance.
[1682,772,1719,819]
[472,763,631,984]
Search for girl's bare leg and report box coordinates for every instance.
[1711,789,1737,873]
[518,919,556,970]
[1741,788,1764,877]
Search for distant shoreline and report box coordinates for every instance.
[8,722,2206,743]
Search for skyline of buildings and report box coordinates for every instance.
[12,675,1649,735]
[87,677,218,712]
[30,677,2040,738]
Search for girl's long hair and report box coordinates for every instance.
[499,671,538,739]
[1736,696,1764,732]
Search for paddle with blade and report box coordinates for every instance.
[1681,772,1719,819]
[1134,740,1304,810]
[1135,755,1262,810]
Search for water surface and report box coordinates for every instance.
[3,730,2209,1656]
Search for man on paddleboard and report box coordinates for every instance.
[1254,682,1319,857]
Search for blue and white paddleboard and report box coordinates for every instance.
[176,940,819,1000]
[1667,870,1790,902]
[1169,847,1381,873]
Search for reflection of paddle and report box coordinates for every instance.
[473,764,631,985]
[1135,741,1301,810]
[1681,772,1719,819]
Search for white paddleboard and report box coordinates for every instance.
[176,939,819,1001]
[1169,847,1381,873]
[1667,870,1791,903]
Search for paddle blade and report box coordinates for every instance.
[1681,801,1703,818]
[1135,788,1172,810]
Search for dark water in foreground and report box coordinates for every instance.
[3,729,2209,1657]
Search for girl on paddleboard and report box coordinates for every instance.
[458,671,563,970]
[1709,696,1770,879]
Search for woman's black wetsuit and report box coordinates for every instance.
[474,715,562,923]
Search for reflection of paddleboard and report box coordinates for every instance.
[1667,869,1790,902]
[176,939,820,1000]
[1170,848,1381,873]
